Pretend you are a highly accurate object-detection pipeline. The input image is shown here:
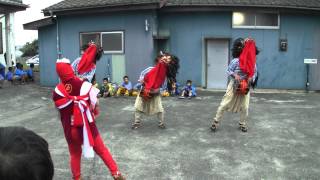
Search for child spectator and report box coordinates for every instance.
[99,78,115,98]
[0,63,4,88]
[169,79,180,96]
[180,80,197,99]
[160,87,170,97]
[26,63,35,81]
[92,79,99,88]
[13,63,27,83]
[0,74,3,88]
[133,82,142,91]
[117,76,133,96]
[160,81,170,97]
[5,67,14,82]
[132,82,142,96]
[91,75,99,88]
[0,75,3,88]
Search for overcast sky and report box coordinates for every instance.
[14,0,63,46]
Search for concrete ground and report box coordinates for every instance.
[0,82,320,180]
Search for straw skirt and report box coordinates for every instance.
[134,94,164,115]
[219,80,250,113]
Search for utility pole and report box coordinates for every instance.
[5,13,15,67]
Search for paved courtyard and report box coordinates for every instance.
[0,82,320,180]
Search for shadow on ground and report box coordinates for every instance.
[0,83,320,180]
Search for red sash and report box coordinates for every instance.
[54,83,95,149]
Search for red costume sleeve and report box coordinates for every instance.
[239,40,256,78]
[142,62,167,99]
[78,44,97,75]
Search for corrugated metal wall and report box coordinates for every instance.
[159,12,320,89]
[38,10,320,90]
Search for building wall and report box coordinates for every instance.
[38,10,320,89]
[38,24,58,86]
[58,11,155,86]
[159,12,232,87]
[39,10,155,86]
[159,12,320,89]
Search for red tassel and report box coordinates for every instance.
[239,40,256,78]
[84,116,95,147]
[73,104,83,127]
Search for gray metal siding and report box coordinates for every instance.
[38,11,320,89]
[56,11,155,85]
[36,11,156,86]
[39,24,59,86]
[159,12,232,87]
[160,12,320,89]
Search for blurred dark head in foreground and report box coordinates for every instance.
[0,127,54,180]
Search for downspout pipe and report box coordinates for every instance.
[50,10,61,59]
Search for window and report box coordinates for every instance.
[80,32,101,53]
[101,31,124,54]
[233,12,279,29]
[79,31,124,54]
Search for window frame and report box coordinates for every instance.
[79,32,101,54]
[79,31,125,54]
[100,31,124,54]
[232,12,280,30]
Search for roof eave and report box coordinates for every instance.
[0,3,28,13]
[23,17,56,30]
[164,4,320,11]
[43,3,160,16]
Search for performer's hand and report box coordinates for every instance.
[94,105,100,118]
[248,77,253,83]
[234,74,241,81]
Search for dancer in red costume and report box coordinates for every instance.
[132,53,180,129]
[211,38,259,132]
[72,43,103,82]
[52,58,125,180]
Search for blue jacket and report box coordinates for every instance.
[183,85,197,96]
[5,71,13,81]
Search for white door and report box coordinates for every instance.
[207,39,229,89]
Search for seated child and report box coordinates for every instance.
[0,63,4,88]
[92,79,99,88]
[117,75,133,96]
[180,80,197,99]
[132,82,142,96]
[169,80,180,96]
[99,78,115,98]
[91,75,99,88]
[160,87,170,97]
[0,74,3,88]
[5,67,14,82]
[26,63,35,82]
[13,63,27,83]
[160,81,170,97]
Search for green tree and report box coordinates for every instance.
[20,39,38,57]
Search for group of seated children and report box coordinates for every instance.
[96,75,197,99]
[97,76,133,98]
[0,63,35,86]
[161,79,197,99]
